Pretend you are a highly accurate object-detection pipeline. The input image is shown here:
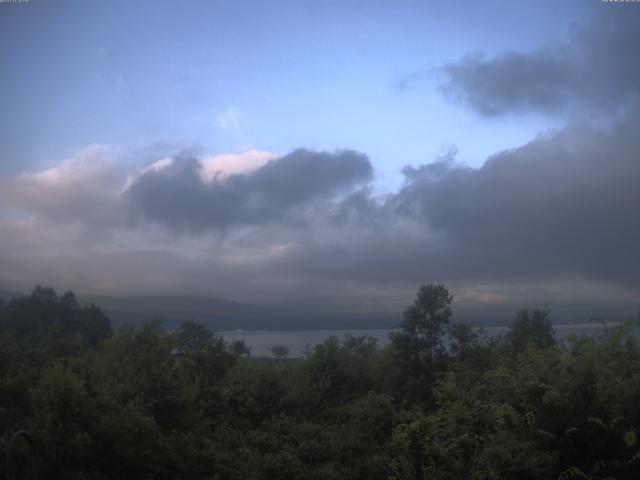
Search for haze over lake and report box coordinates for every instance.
[222,322,623,357]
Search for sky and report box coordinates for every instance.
[1,0,639,318]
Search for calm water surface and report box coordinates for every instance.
[221,322,622,357]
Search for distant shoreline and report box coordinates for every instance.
[219,322,628,357]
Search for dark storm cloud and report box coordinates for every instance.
[274,109,640,286]
[274,6,640,290]
[394,115,640,284]
[125,148,373,231]
[3,8,640,306]
[442,9,640,116]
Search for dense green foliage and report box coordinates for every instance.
[1,284,639,479]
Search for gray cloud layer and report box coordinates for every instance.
[278,112,639,287]
[442,9,640,116]
[2,7,639,311]
[125,149,372,231]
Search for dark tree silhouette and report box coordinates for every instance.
[506,307,555,352]
[268,344,290,360]
[390,284,453,404]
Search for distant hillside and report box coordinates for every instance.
[0,289,25,303]
[453,301,639,326]
[3,287,637,331]
[78,294,400,331]
[79,293,639,331]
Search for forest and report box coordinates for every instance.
[1,284,639,480]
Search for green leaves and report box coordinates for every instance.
[390,284,454,406]
[2,285,640,479]
[505,308,555,353]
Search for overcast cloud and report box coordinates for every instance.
[442,9,640,116]
[124,149,373,231]
[274,112,640,288]
[1,6,639,314]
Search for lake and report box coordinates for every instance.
[220,322,623,357]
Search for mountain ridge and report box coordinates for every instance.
[2,287,637,331]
